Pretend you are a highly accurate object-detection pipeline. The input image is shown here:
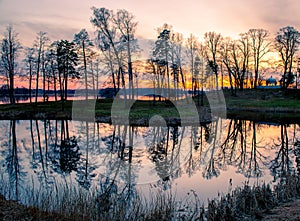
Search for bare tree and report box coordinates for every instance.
[91,7,127,103]
[220,35,251,94]
[0,25,21,105]
[204,32,222,90]
[145,58,162,103]
[45,44,59,101]
[94,57,101,99]
[170,32,185,100]
[275,26,300,89]
[248,29,270,89]
[114,9,139,99]
[97,35,118,95]
[238,33,251,89]
[219,37,237,95]
[24,47,34,103]
[74,29,93,100]
[33,31,49,103]
[186,34,200,96]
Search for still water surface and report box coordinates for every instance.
[0,119,299,205]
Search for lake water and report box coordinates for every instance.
[0,119,299,206]
[0,95,98,104]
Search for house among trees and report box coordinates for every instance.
[257,76,281,89]
[266,76,277,86]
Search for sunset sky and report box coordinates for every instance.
[1,0,300,47]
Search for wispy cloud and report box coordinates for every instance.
[245,0,300,32]
[0,0,299,44]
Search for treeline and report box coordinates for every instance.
[0,85,29,95]
[1,7,300,106]
[0,86,116,99]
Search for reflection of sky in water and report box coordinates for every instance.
[0,119,299,204]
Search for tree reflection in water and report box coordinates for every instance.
[201,118,221,179]
[271,124,295,181]
[146,125,184,190]
[48,121,80,175]
[76,122,96,190]
[3,120,26,201]
[295,139,300,175]
[218,119,268,178]
[0,119,299,203]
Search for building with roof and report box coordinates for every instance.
[266,76,277,86]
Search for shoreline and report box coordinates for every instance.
[0,105,299,125]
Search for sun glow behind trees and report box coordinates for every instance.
[1,6,300,105]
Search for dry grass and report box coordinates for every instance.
[1,173,300,220]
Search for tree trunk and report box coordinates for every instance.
[35,46,41,104]
[127,38,134,100]
[82,41,88,100]
[9,41,15,105]
[9,72,15,105]
[29,61,32,103]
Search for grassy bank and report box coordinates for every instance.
[0,89,299,124]
[224,89,300,108]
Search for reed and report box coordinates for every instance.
[0,172,299,220]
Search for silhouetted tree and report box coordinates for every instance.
[56,40,79,102]
[0,25,21,105]
[220,35,250,94]
[219,37,236,95]
[24,47,34,103]
[74,29,93,100]
[32,32,49,103]
[186,34,200,96]
[275,26,300,89]
[204,32,222,90]
[91,7,127,102]
[238,33,251,89]
[170,32,184,100]
[114,9,139,99]
[248,29,270,89]
[45,45,58,101]
[153,24,172,99]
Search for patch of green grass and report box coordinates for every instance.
[1,91,300,121]
[227,98,300,108]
